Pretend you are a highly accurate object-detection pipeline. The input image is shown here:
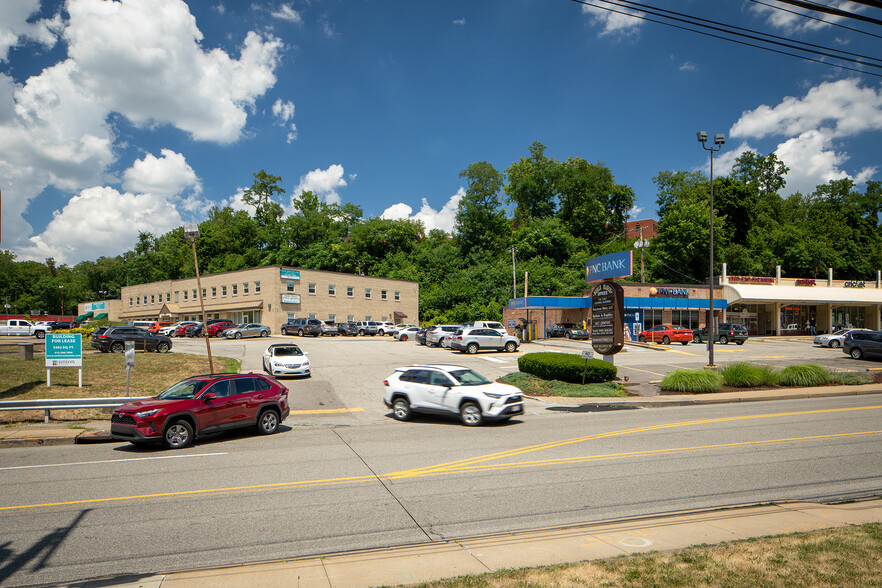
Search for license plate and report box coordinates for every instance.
[510,406,522,413]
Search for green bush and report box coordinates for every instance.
[517,352,616,384]
[776,364,830,387]
[828,371,872,385]
[719,362,778,387]
[660,369,723,394]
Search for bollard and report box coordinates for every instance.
[19,343,34,361]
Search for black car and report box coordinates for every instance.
[49,320,75,330]
[416,327,429,346]
[337,322,359,336]
[547,323,589,340]
[692,323,749,345]
[91,326,172,353]
[843,330,882,360]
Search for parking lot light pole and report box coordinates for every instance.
[184,224,214,373]
[59,285,64,319]
[697,131,725,368]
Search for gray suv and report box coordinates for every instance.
[843,330,882,360]
[450,327,519,354]
[281,318,322,337]
[426,325,461,347]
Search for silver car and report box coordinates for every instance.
[426,325,461,347]
[814,328,871,348]
[450,327,519,354]
[224,323,271,339]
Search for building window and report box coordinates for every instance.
[232,284,237,296]
[255,281,261,294]
[184,291,188,301]
[308,313,316,319]
[136,296,140,306]
[222,285,227,297]
[365,315,371,321]
[211,287,217,298]
[129,297,133,307]
[243,282,249,294]
[328,314,335,321]
[347,315,354,322]
[287,281,295,292]
[201,288,206,300]
[192,289,197,300]
[150,295,155,304]
[381,289,387,300]
[365,288,371,299]
[308,283,316,295]
[394,291,400,301]
[347,286,354,298]
[328,284,336,296]
[166,293,170,302]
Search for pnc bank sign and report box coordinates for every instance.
[585,250,632,283]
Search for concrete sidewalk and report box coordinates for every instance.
[74,498,882,588]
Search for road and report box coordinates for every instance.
[1,391,881,586]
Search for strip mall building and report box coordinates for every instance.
[503,262,882,338]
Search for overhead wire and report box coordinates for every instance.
[771,0,882,25]
[749,0,882,39]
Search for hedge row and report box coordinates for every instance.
[518,352,616,384]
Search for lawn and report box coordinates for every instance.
[500,371,626,398]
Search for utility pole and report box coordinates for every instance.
[511,246,518,300]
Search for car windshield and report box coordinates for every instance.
[274,347,303,357]
[448,369,491,386]
[560,323,577,328]
[157,379,207,399]
[832,329,850,335]
[671,325,686,330]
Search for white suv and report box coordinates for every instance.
[383,365,524,426]
[376,321,396,336]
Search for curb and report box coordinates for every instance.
[75,432,115,444]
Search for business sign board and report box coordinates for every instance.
[84,301,107,312]
[585,251,632,283]
[591,282,624,356]
[280,269,301,280]
[45,333,82,367]
[281,294,301,304]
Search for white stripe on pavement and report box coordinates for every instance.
[0,452,228,472]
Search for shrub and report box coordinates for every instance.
[719,362,777,387]
[829,371,872,385]
[518,352,616,384]
[776,364,830,387]
[660,369,723,394]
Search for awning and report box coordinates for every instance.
[93,312,108,320]
[393,311,407,318]
[724,284,882,305]
[75,311,93,321]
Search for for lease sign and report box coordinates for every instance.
[585,250,632,283]
[45,333,82,367]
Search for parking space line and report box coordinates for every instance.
[289,408,364,415]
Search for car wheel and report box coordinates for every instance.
[378,330,384,336]
[851,348,864,360]
[235,332,242,339]
[720,335,729,345]
[460,402,483,426]
[693,334,701,343]
[638,336,646,343]
[392,398,411,421]
[662,336,670,345]
[358,329,365,336]
[466,342,479,354]
[681,341,689,345]
[830,340,841,348]
[736,341,745,345]
[400,334,408,342]
[564,332,571,339]
[505,341,517,353]
[297,329,303,337]
[261,331,269,337]
[281,328,288,336]
[110,342,124,353]
[256,409,280,435]
[36,331,45,340]
[156,342,170,353]
[163,420,193,449]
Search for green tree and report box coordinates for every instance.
[731,151,789,197]
[456,161,507,258]
[505,141,560,222]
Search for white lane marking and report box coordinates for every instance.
[0,452,228,472]
[480,357,510,364]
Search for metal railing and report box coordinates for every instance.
[0,397,149,423]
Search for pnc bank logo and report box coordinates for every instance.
[650,287,689,297]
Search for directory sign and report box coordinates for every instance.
[45,333,82,367]
[591,282,624,356]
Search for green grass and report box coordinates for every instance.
[660,369,724,393]
[775,363,830,387]
[499,371,626,397]
[829,370,873,385]
[719,362,778,387]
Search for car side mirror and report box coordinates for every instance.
[304,351,309,355]
[202,392,216,402]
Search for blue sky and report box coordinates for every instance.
[1,0,880,265]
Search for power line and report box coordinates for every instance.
[749,0,882,39]
[772,0,882,25]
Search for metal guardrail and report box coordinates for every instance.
[0,397,149,423]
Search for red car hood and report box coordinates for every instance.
[115,397,189,413]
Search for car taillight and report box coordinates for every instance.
[383,379,389,386]
[281,388,288,397]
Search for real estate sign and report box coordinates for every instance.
[45,333,82,367]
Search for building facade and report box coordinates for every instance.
[81,266,419,333]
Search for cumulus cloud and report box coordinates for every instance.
[750,1,863,33]
[729,79,880,194]
[0,0,60,61]
[0,0,283,262]
[581,4,643,37]
[381,188,464,234]
[292,164,349,206]
[271,4,303,24]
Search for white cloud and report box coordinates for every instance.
[729,79,881,194]
[0,0,60,61]
[628,204,643,218]
[679,61,696,72]
[381,188,463,234]
[221,188,256,214]
[453,18,466,26]
[581,4,643,37]
[122,149,201,198]
[292,164,349,206]
[272,4,303,24]
[750,1,863,33]
[272,98,297,142]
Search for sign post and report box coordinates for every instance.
[45,333,83,388]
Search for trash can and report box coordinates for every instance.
[19,343,34,360]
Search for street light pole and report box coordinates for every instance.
[697,131,725,368]
[59,285,64,319]
[184,224,214,373]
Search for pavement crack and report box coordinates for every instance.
[331,427,435,542]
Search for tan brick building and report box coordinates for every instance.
[92,266,418,333]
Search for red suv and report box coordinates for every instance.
[111,373,290,449]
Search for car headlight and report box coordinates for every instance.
[483,391,505,399]
[136,408,161,418]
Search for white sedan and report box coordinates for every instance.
[813,328,871,348]
[394,327,420,341]
[262,343,311,377]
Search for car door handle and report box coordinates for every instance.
[255,395,264,400]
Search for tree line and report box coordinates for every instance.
[2,141,880,323]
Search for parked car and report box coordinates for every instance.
[320,320,338,336]
[383,364,523,426]
[426,325,461,347]
[49,320,74,330]
[814,328,871,349]
[170,321,199,337]
[224,323,271,339]
[354,321,379,336]
[843,330,882,360]
[692,323,749,345]
[91,326,173,353]
[395,326,420,341]
[463,321,506,331]
[110,373,290,448]
[281,318,322,337]
[184,323,204,338]
[146,321,173,334]
[262,343,311,377]
[638,324,692,345]
[547,323,589,340]
[450,327,519,354]
[206,320,237,337]
[416,327,428,345]
[376,321,396,336]
[0,319,51,338]
[337,322,359,336]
